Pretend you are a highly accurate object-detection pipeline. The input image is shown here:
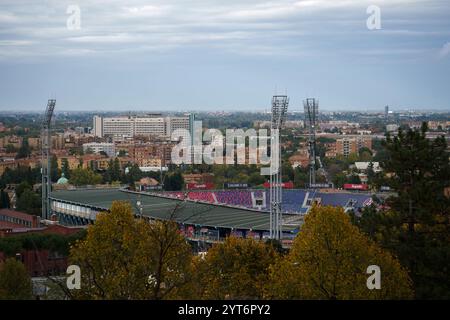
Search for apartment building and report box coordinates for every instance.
[93,114,194,140]
[129,143,174,166]
[335,136,372,157]
[82,142,116,157]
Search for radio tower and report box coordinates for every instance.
[304,98,319,188]
[41,99,56,220]
[270,95,289,240]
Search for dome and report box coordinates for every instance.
[56,173,69,184]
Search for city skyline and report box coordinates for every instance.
[1,0,450,111]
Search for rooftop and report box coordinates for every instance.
[50,189,298,232]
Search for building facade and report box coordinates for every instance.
[82,142,116,157]
[93,114,194,140]
[335,136,372,157]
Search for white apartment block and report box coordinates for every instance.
[93,114,193,140]
[83,142,116,157]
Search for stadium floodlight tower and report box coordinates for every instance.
[270,95,289,240]
[304,98,319,188]
[41,99,56,220]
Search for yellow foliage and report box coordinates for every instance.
[267,206,414,300]
[191,237,277,299]
[69,201,192,300]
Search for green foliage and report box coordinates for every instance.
[104,158,122,184]
[61,158,71,179]
[358,147,373,162]
[164,171,184,191]
[0,189,10,209]
[0,230,86,257]
[16,189,41,216]
[123,163,144,184]
[15,138,31,159]
[69,167,102,186]
[293,167,308,188]
[356,123,450,299]
[5,144,17,154]
[50,155,60,183]
[0,258,33,300]
[15,181,32,199]
[0,165,40,187]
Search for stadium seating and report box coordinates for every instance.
[215,190,254,208]
[155,189,372,214]
[281,190,308,213]
[187,191,216,203]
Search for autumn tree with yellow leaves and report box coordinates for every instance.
[189,237,277,299]
[267,206,414,300]
[69,201,192,300]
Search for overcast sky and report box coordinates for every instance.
[0,0,449,112]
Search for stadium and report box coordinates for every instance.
[46,95,377,248]
[49,188,374,247]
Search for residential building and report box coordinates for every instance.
[83,142,115,157]
[335,137,372,157]
[93,114,194,140]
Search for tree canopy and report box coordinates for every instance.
[267,206,413,299]
[0,258,33,300]
[69,201,192,300]
[190,237,277,299]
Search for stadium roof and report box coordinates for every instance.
[50,189,298,232]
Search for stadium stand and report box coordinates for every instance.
[187,191,216,204]
[215,190,253,208]
[154,189,372,214]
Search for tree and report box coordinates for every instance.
[348,174,361,184]
[16,189,41,216]
[15,181,32,199]
[0,189,10,209]
[366,162,376,187]
[358,147,373,162]
[5,144,17,154]
[61,158,71,180]
[381,123,449,234]
[191,237,277,299]
[333,172,347,189]
[123,163,143,185]
[69,201,192,300]
[164,171,184,191]
[248,172,265,186]
[50,154,60,183]
[0,165,40,186]
[267,206,413,299]
[293,167,308,188]
[347,152,359,163]
[112,158,121,182]
[105,158,121,183]
[69,167,102,186]
[15,138,31,159]
[0,258,33,300]
[376,123,450,299]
